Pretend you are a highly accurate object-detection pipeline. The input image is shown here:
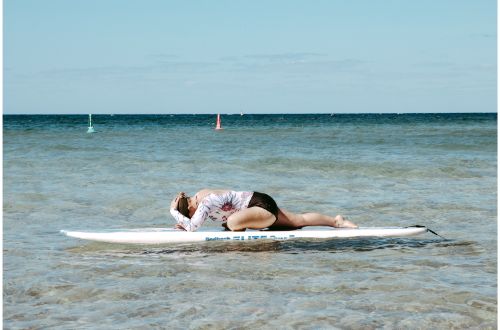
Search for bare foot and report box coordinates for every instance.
[334,215,358,228]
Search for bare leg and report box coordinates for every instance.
[226,207,277,231]
[273,209,358,229]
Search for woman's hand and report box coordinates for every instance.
[174,223,187,231]
[170,192,186,209]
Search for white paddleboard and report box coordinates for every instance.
[60,226,428,245]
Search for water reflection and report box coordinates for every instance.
[65,237,469,256]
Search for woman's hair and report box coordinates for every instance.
[177,196,190,218]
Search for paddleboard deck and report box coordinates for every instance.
[61,226,429,245]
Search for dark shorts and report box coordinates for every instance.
[248,192,279,221]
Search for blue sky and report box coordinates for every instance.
[4,0,497,114]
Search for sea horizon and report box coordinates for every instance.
[3,112,497,115]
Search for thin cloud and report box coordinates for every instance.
[469,33,496,39]
[35,61,221,81]
[219,53,327,64]
[221,56,367,75]
[414,61,496,73]
[13,54,368,87]
[147,53,180,60]
[244,52,327,62]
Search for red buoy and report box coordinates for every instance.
[215,113,223,130]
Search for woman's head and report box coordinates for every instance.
[177,195,190,218]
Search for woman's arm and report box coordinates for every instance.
[169,192,192,230]
[170,194,217,231]
[170,208,194,230]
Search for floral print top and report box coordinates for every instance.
[170,191,253,232]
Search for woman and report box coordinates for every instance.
[170,189,358,232]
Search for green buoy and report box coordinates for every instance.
[87,114,95,133]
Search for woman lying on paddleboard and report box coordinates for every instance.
[170,190,358,232]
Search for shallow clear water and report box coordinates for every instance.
[3,113,497,329]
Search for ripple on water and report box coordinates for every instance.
[3,114,497,329]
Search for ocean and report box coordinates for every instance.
[3,113,497,329]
